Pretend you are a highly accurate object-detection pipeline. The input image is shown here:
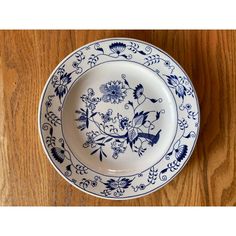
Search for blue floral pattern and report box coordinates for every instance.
[109,42,127,55]
[101,109,113,123]
[39,38,200,199]
[100,80,127,104]
[52,71,72,102]
[75,74,164,161]
[102,178,134,197]
[167,75,187,99]
[133,84,144,99]
[166,75,198,120]
[51,53,84,103]
[119,117,130,130]
[111,141,126,159]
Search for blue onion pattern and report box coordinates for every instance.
[75,74,164,161]
[40,39,200,199]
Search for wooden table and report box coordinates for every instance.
[0,30,235,206]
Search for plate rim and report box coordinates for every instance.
[38,37,200,200]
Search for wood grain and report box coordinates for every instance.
[0,30,235,206]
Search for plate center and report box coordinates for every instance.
[62,61,177,176]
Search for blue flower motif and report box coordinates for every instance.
[54,72,72,101]
[101,109,113,123]
[178,118,188,130]
[185,104,192,110]
[51,147,65,163]
[175,145,188,162]
[111,141,126,159]
[104,178,133,191]
[99,80,127,104]
[167,75,187,99]
[133,84,144,99]
[119,117,130,130]
[83,132,96,148]
[75,74,164,162]
[133,111,149,127]
[81,88,100,111]
[109,42,126,55]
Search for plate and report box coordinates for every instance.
[38,38,200,199]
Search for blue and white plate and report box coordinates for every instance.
[38,38,200,200]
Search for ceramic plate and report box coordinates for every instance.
[38,38,200,199]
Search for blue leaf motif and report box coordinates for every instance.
[49,127,53,136]
[148,167,158,184]
[133,111,149,127]
[96,137,105,142]
[133,114,145,127]
[124,78,129,86]
[156,112,160,120]
[138,50,147,55]
[184,132,192,138]
[128,100,133,107]
[90,112,97,118]
[149,98,158,103]
[85,109,89,128]
[105,137,113,143]
[120,54,128,59]
[102,150,107,157]
[99,150,103,161]
[91,148,99,155]
[161,168,168,174]
[128,128,138,142]
[95,47,104,53]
